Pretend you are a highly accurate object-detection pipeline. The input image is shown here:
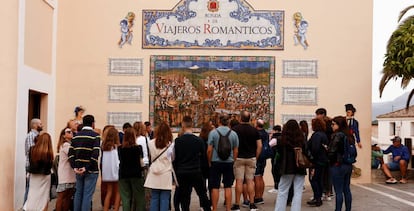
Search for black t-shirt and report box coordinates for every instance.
[173,133,205,174]
[233,123,260,158]
[118,145,143,179]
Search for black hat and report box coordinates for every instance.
[345,104,356,112]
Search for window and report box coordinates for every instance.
[411,122,414,136]
[390,122,396,136]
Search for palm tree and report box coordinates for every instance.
[380,5,414,109]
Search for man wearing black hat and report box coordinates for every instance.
[382,136,410,184]
[345,104,362,148]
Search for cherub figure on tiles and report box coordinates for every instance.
[118,12,135,48]
[293,12,309,49]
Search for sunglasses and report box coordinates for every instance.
[65,130,73,134]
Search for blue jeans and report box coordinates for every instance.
[74,173,98,211]
[150,189,171,211]
[330,164,352,211]
[274,174,305,211]
[309,166,324,200]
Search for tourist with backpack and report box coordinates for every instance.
[207,114,239,211]
[328,116,356,211]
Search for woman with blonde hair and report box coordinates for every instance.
[24,133,54,211]
[55,128,75,211]
[144,121,174,211]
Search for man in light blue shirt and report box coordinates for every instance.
[207,114,239,211]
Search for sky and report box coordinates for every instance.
[372,0,414,103]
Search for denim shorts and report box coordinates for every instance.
[56,183,75,193]
[387,162,401,171]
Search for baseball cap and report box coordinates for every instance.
[391,136,402,142]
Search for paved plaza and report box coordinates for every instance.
[47,182,414,211]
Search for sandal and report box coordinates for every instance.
[386,178,397,184]
[399,178,408,184]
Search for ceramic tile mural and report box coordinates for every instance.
[150,55,275,131]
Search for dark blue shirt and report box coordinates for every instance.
[383,144,410,163]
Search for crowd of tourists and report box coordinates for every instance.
[23,104,365,211]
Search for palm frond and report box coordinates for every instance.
[379,71,396,97]
[401,76,412,88]
[406,88,414,109]
[398,5,414,22]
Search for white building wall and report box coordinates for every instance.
[377,118,414,164]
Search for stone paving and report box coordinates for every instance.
[47,182,414,211]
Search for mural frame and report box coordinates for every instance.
[149,55,275,132]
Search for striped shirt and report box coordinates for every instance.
[25,129,39,171]
[68,127,101,174]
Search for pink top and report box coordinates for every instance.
[58,142,76,184]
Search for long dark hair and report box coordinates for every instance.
[122,128,136,148]
[281,119,304,147]
[332,116,355,144]
[31,133,54,164]
[154,121,172,149]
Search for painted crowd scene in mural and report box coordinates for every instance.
[150,56,274,131]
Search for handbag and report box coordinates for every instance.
[294,147,313,168]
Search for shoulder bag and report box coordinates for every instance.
[294,147,313,168]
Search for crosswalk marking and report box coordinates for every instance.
[372,183,414,197]
[354,184,414,207]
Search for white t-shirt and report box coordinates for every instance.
[101,148,119,182]
[136,135,149,165]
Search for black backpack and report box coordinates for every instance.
[342,136,357,164]
[216,129,232,160]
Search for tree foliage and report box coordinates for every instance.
[380,6,414,108]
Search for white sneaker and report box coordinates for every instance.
[268,188,278,193]
[322,196,332,201]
